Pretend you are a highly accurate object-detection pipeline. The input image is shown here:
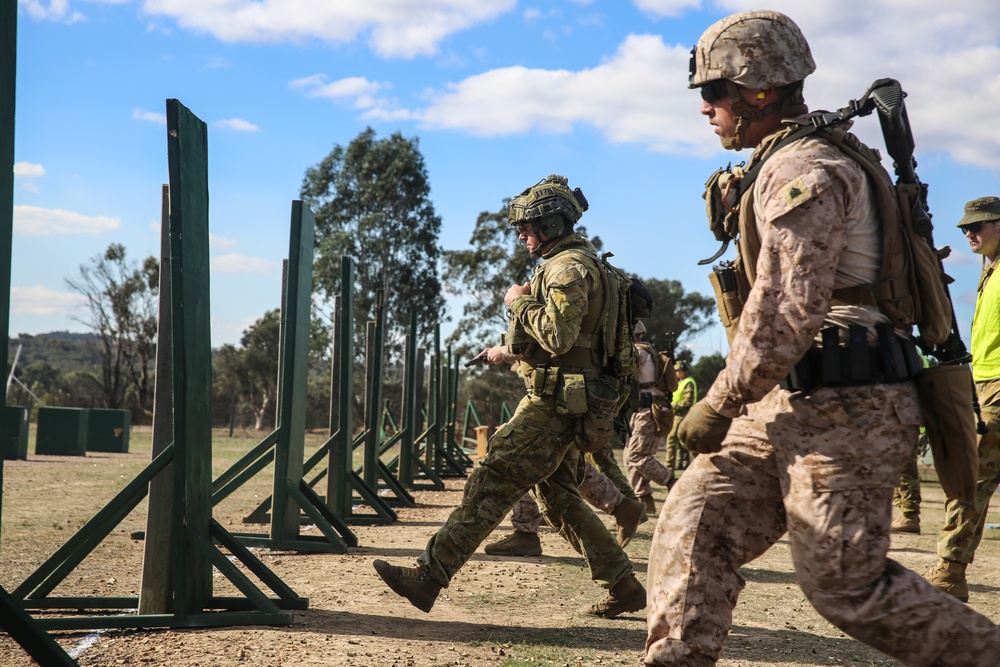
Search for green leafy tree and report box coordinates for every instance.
[240,309,281,431]
[65,243,158,413]
[691,352,726,396]
[301,127,444,353]
[637,278,717,355]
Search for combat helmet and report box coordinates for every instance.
[689,10,815,150]
[508,175,589,246]
[633,319,647,338]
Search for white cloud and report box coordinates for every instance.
[139,0,517,59]
[11,285,86,316]
[19,0,85,22]
[214,117,260,132]
[399,34,706,155]
[14,162,45,193]
[13,162,46,178]
[290,75,393,112]
[133,108,167,124]
[632,0,702,18]
[13,205,120,236]
[211,253,279,274]
[350,2,1000,168]
[209,233,237,250]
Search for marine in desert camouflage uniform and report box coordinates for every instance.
[623,320,675,514]
[375,175,646,618]
[644,10,1000,667]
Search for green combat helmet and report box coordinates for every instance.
[508,174,589,249]
[689,10,815,150]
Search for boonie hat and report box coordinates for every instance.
[957,196,1000,227]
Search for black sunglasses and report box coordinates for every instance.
[959,221,989,234]
[699,80,729,104]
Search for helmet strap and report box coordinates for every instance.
[722,80,796,151]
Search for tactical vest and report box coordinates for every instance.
[706,121,940,343]
[505,238,606,375]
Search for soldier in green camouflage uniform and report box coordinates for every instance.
[375,175,646,618]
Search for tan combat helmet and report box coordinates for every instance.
[508,175,589,248]
[689,10,815,150]
[633,319,647,340]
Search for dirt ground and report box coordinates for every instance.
[1,428,999,667]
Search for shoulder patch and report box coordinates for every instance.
[781,177,812,208]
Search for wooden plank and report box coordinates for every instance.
[166,98,213,614]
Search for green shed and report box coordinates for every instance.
[86,408,131,453]
[1,405,29,460]
[35,406,89,456]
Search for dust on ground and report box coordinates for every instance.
[1,428,999,667]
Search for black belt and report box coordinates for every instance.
[780,323,923,393]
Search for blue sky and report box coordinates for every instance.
[9,0,1000,360]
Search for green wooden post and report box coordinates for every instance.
[327,256,355,518]
[398,312,418,486]
[271,202,314,543]
[363,290,386,490]
[166,98,214,617]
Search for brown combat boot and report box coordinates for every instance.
[639,493,657,515]
[484,531,543,556]
[373,560,441,612]
[891,513,920,534]
[923,558,969,602]
[583,573,647,618]
[612,497,648,548]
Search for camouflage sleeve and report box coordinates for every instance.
[706,141,857,417]
[508,259,591,356]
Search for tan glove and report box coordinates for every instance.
[678,400,732,454]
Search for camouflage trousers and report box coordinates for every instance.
[645,383,1000,667]
[665,413,691,470]
[511,457,625,532]
[624,408,673,498]
[893,433,923,517]
[937,378,1000,564]
[420,392,633,590]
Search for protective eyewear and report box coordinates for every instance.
[699,80,729,104]
[959,221,987,234]
[513,222,534,236]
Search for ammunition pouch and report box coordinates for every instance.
[708,260,746,347]
[779,324,923,393]
[573,375,622,453]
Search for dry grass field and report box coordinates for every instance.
[1,426,999,666]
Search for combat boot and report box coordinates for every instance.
[890,513,920,534]
[639,493,657,515]
[373,560,441,612]
[583,573,646,618]
[612,497,647,548]
[923,558,969,602]
[484,531,542,556]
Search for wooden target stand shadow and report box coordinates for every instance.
[4,100,333,632]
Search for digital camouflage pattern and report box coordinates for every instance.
[418,231,634,592]
[509,458,627,533]
[689,9,815,90]
[625,344,674,497]
[645,132,1000,664]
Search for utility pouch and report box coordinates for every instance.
[557,373,588,416]
[532,364,549,396]
[709,262,743,346]
[544,366,561,399]
[914,363,979,503]
[573,376,621,453]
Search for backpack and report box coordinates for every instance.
[598,253,653,385]
[704,79,953,347]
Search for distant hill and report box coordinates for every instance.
[8,331,103,375]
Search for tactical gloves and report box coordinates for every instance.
[678,400,732,454]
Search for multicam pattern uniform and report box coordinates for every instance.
[645,132,1000,666]
[937,256,1000,564]
[419,233,634,590]
[510,456,628,533]
[624,344,674,497]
